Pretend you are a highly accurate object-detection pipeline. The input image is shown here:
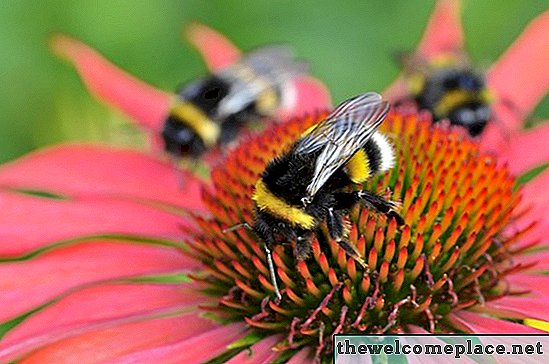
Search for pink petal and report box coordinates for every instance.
[0,145,205,211]
[286,348,313,364]
[106,323,247,364]
[0,284,211,362]
[51,34,172,131]
[511,170,549,247]
[0,240,199,322]
[279,76,332,119]
[383,77,410,103]
[481,296,549,322]
[513,252,549,274]
[520,169,549,210]
[449,310,544,333]
[498,123,549,176]
[488,10,549,129]
[506,274,549,296]
[13,315,235,364]
[417,0,463,59]
[184,23,241,71]
[406,325,430,333]
[226,335,281,363]
[0,192,194,256]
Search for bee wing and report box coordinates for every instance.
[294,92,390,199]
[215,45,308,118]
[239,45,309,80]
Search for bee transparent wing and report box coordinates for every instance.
[239,45,309,80]
[294,92,390,199]
[215,45,308,118]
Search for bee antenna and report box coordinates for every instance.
[222,222,252,233]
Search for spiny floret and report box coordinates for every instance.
[187,109,526,361]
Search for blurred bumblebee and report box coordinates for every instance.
[231,92,403,300]
[401,55,493,136]
[163,46,308,159]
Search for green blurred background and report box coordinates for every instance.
[1,0,547,163]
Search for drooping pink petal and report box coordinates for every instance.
[106,323,247,364]
[506,274,549,296]
[184,22,241,71]
[286,348,314,364]
[496,123,549,176]
[481,296,549,322]
[12,315,239,364]
[520,169,549,210]
[417,0,463,59]
[0,192,194,256]
[510,170,549,248]
[514,251,549,273]
[51,34,172,131]
[279,75,332,119]
[407,325,429,333]
[0,284,212,362]
[226,335,281,363]
[488,10,549,129]
[0,240,199,322]
[0,145,205,211]
[448,310,544,333]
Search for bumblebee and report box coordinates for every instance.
[402,55,492,136]
[162,45,307,158]
[250,92,403,300]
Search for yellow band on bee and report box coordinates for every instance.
[170,102,220,147]
[346,149,370,183]
[252,179,316,229]
[434,89,488,117]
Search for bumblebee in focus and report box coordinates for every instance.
[250,92,403,300]
[162,46,308,158]
[402,55,492,136]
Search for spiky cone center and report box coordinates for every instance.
[187,110,529,362]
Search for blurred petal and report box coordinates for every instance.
[0,240,199,322]
[184,22,241,71]
[506,274,549,296]
[449,310,544,333]
[279,76,332,119]
[511,170,549,247]
[488,10,549,129]
[515,251,549,273]
[481,297,549,321]
[51,34,172,130]
[417,0,463,58]
[0,145,205,211]
[226,335,281,363]
[497,123,549,176]
[109,323,247,363]
[0,284,211,361]
[286,348,313,364]
[14,315,238,364]
[520,169,549,208]
[0,192,193,256]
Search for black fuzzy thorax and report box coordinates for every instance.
[416,68,490,136]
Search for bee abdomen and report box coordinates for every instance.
[346,131,395,184]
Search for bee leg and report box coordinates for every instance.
[264,243,282,302]
[170,155,187,189]
[326,207,368,270]
[357,190,404,225]
[334,239,368,271]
